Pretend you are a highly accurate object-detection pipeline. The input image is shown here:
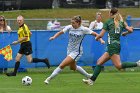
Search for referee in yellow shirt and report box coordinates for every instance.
[6,15,50,76]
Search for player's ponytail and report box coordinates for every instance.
[114,13,123,28]
[110,8,123,28]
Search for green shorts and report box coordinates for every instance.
[106,43,121,56]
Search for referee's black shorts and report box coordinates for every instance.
[18,41,33,55]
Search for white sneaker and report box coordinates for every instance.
[136,60,140,66]
[82,79,94,86]
[44,77,51,84]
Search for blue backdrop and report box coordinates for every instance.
[0,29,140,69]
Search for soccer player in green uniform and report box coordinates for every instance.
[83,8,140,85]
[6,15,50,76]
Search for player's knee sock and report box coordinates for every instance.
[32,58,50,68]
[32,58,45,63]
[49,67,62,79]
[13,61,20,74]
[90,65,102,81]
[122,62,137,69]
[76,65,90,78]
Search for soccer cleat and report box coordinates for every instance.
[44,77,51,84]
[44,58,50,69]
[136,60,140,66]
[6,72,16,76]
[82,79,94,86]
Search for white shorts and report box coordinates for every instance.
[68,51,83,62]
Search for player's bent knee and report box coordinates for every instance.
[70,67,76,71]
[59,65,65,69]
[15,58,20,62]
[115,65,122,70]
[27,58,32,63]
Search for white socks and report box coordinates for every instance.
[48,67,62,80]
[76,65,91,78]
[47,66,91,81]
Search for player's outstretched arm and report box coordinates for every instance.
[91,31,105,44]
[122,22,133,36]
[49,30,64,40]
[95,29,106,41]
[124,22,133,33]
[99,38,105,44]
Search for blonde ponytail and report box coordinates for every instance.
[114,13,123,28]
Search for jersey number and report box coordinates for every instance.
[115,27,120,34]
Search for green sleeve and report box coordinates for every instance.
[122,21,126,29]
[103,21,108,31]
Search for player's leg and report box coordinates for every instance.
[68,51,92,78]
[110,54,122,70]
[83,52,110,85]
[6,53,23,76]
[111,54,137,70]
[26,53,50,68]
[44,56,73,84]
[69,62,92,78]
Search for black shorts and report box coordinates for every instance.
[18,41,33,55]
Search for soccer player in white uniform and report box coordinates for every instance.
[44,15,105,84]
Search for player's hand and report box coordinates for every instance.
[101,40,105,44]
[121,32,127,36]
[49,36,55,40]
[95,35,101,41]
[130,26,133,30]
[12,41,19,45]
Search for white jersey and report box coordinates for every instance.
[63,25,93,61]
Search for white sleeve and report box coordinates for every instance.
[83,27,93,34]
[62,25,72,33]
[89,21,95,30]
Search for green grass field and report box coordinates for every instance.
[1,67,140,93]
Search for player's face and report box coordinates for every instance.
[71,20,79,29]
[17,17,24,26]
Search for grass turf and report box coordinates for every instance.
[1,67,140,93]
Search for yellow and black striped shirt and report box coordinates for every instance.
[17,24,31,43]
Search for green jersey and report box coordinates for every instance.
[103,18,125,45]
[103,18,125,56]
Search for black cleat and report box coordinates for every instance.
[6,72,16,76]
[44,58,50,69]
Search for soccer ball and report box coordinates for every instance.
[22,76,32,86]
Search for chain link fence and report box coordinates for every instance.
[6,18,90,30]
[7,18,71,30]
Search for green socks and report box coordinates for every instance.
[122,62,137,69]
[91,65,103,81]
[90,62,137,81]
